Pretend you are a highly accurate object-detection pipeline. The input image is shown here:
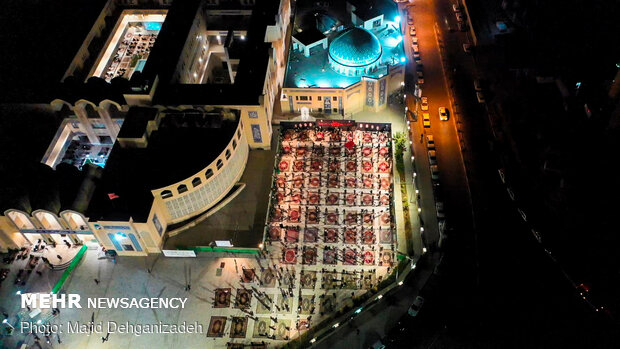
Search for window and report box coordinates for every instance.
[333,96,338,101]
[177,184,188,194]
[225,149,231,160]
[122,244,135,251]
[217,159,224,170]
[333,108,338,113]
[299,96,309,101]
[161,190,173,199]
[318,108,323,112]
[206,169,214,179]
[309,96,312,101]
[232,139,237,149]
[295,96,299,100]
[248,111,258,118]
[318,96,322,101]
[251,124,262,143]
[192,177,202,187]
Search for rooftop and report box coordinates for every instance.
[329,27,382,67]
[284,23,405,88]
[86,107,240,222]
[294,27,326,45]
[141,0,279,106]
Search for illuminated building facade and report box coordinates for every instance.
[281,0,405,116]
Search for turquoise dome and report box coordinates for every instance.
[328,28,382,67]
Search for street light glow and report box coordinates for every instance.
[395,16,401,23]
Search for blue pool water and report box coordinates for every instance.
[135,59,147,72]
[144,22,162,31]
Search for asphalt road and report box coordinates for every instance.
[402,0,474,250]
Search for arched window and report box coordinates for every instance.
[232,139,237,149]
[192,177,202,187]
[177,184,188,194]
[161,190,173,199]
[225,149,231,160]
[206,169,214,179]
[217,159,224,170]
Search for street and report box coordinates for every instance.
[381,0,620,347]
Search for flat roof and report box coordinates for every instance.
[117,106,157,138]
[87,107,240,222]
[294,28,326,45]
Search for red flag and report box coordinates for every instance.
[108,193,120,200]
[345,141,355,149]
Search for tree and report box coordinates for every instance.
[393,131,407,159]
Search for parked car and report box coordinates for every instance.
[411,37,419,45]
[430,165,439,180]
[428,150,437,165]
[438,107,449,121]
[456,12,464,21]
[422,113,431,128]
[420,96,429,110]
[412,44,420,53]
[408,17,414,25]
[452,3,460,12]
[417,71,424,85]
[416,64,423,72]
[414,52,421,60]
[476,91,485,103]
[408,296,425,316]
[409,26,416,36]
[426,134,435,149]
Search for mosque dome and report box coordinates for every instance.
[328,28,382,68]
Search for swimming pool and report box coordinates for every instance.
[135,59,147,72]
[144,22,162,31]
